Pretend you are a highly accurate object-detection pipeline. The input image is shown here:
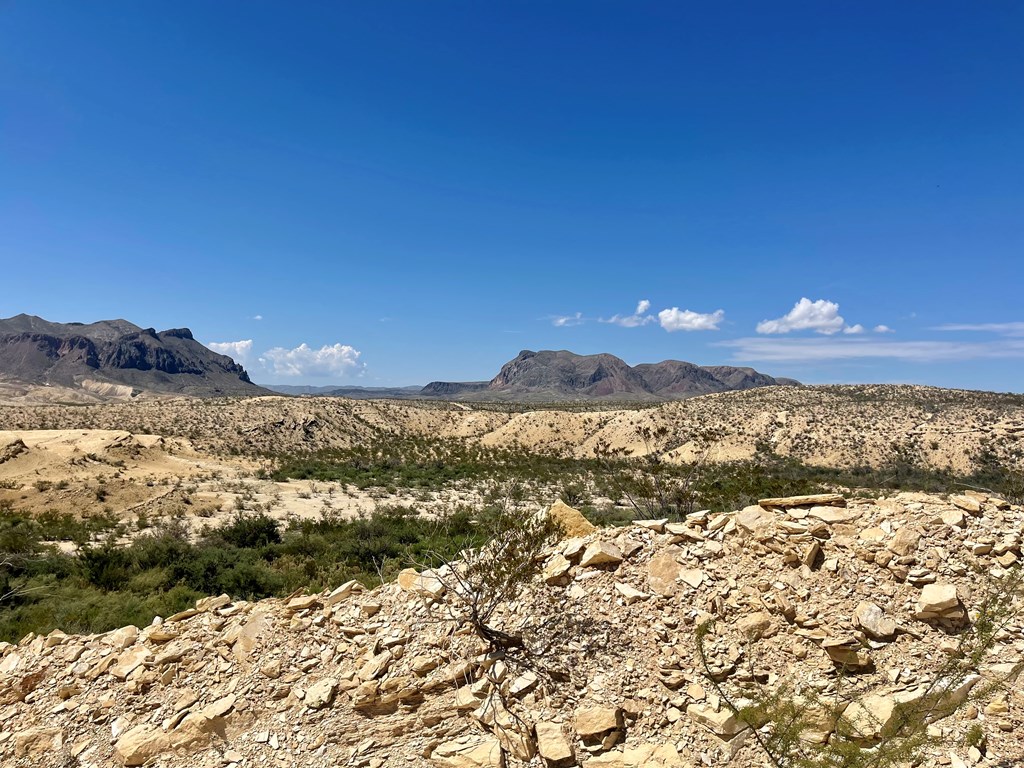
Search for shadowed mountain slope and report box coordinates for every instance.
[423,350,797,402]
[0,314,267,398]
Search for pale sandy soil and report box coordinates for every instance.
[1,385,1021,537]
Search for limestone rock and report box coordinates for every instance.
[806,505,862,523]
[736,505,774,534]
[854,601,898,640]
[587,743,685,767]
[543,554,572,584]
[647,549,685,597]
[686,703,746,737]
[535,721,573,764]
[888,526,922,556]
[579,541,623,568]
[737,611,773,641]
[915,583,961,619]
[114,724,171,766]
[575,704,623,738]
[431,734,505,767]
[950,495,982,513]
[14,727,63,757]
[305,678,338,709]
[324,579,364,606]
[547,500,597,537]
[614,582,649,604]
[759,493,846,508]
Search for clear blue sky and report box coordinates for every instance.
[2,2,1022,389]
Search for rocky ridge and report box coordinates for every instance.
[0,314,266,399]
[1,491,1022,768]
[422,350,796,403]
[2,384,1019,475]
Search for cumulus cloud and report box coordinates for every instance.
[259,343,364,377]
[843,324,865,335]
[719,336,1024,363]
[207,339,253,362]
[657,307,725,332]
[932,322,1024,337]
[252,315,263,321]
[874,325,894,333]
[602,299,656,327]
[552,312,584,327]
[757,298,847,335]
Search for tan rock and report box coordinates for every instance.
[737,611,773,641]
[916,583,960,618]
[806,505,862,523]
[634,518,668,532]
[286,594,320,612]
[535,721,573,764]
[614,582,649,604]
[587,743,685,767]
[195,594,231,612]
[305,678,338,709]
[579,541,623,568]
[203,693,236,719]
[759,493,846,508]
[324,579,364,606]
[110,646,153,680]
[226,610,267,662]
[104,624,140,650]
[686,703,746,736]
[941,508,966,528]
[114,724,171,766]
[358,650,393,681]
[736,505,774,534]
[397,568,447,598]
[575,704,623,738]
[950,495,982,513]
[431,734,505,767]
[679,568,706,590]
[547,500,597,537]
[543,554,572,584]
[647,549,685,596]
[14,727,63,757]
[888,526,922,556]
[854,601,897,640]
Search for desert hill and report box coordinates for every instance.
[421,350,798,402]
[1,491,1021,767]
[0,314,267,400]
[2,384,1021,472]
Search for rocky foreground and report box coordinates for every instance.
[1,492,1022,768]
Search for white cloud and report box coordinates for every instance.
[757,298,847,335]
[720,336,1024,363]
[657,307,725,332]
[259,343,364,377]
[252,315,263,321]
[932,322,1024,337]
[552,312,584,327]
[874,325,894,333]
[207,339,253,362]
[602,299,656,327]
[843,324,865,335]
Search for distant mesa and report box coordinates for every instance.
[267,349,798,402]
[0,313,267,399]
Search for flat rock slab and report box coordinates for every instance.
[759,493,847,508]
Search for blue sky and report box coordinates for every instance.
[2,2,1022,390]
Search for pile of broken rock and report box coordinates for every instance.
[0,491,1021,768]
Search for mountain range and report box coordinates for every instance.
[269,349,798,402]
[0,315,796,401]
[0,314,266,398]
